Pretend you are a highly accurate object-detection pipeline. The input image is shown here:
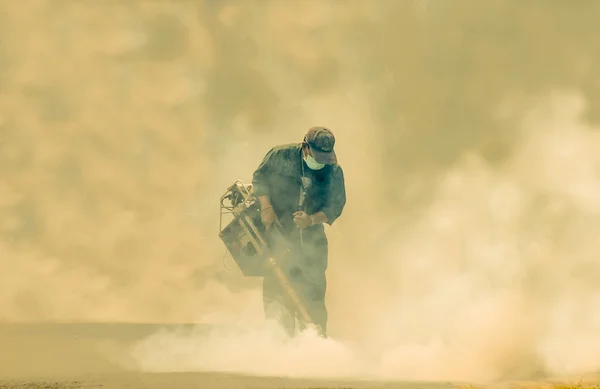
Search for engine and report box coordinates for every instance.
[218,179,323,336]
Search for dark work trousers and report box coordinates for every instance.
[262,233,328,338]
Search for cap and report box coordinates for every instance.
[304,126,337,164]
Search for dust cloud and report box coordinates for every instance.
[128,92,600,382]
[2,0,600,384]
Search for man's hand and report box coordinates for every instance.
[293,211,313,229]
[261,206,280,231]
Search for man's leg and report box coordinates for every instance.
[296,268,328,337]
[262,273,296,337]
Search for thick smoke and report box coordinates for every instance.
[129,92,600,382]
[1,0,600,383]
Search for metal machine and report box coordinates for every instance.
[218,179,323,336]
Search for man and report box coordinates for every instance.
[251,126,346,338]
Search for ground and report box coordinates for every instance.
[0,323,597,389]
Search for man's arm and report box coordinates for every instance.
[309,211,329,225]
[252,147,277,209]
[311,165,346,226]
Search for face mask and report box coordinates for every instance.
[304,155,325,170]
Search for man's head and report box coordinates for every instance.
[303,126,337,165]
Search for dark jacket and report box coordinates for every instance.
[252,143,346,247]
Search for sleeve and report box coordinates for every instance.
[320,165,347,226]
[251,147,277,198]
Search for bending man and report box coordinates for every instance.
[251,126,346,338]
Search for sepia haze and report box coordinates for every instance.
[1,0,600,383]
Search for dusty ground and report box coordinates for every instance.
[0,323,447,389]
[0,323,598,389]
